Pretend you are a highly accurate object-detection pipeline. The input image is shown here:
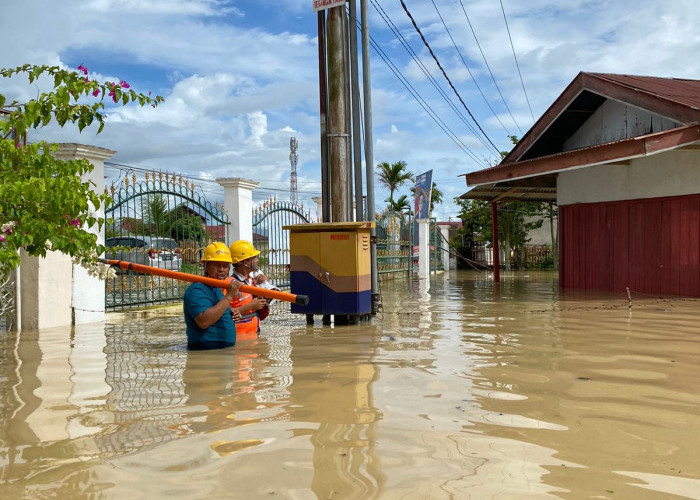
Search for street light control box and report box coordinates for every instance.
[283,222,374,316]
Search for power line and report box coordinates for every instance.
[398,0,501,155]
[368,1,494,158]
[364,22,485,164]
[500,0,535,122]
[457,0,523,134]
[429,0,513,137]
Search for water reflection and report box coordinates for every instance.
[1,272,700,499]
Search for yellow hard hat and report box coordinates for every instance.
[229,240,260,264]
[201,242,233,263]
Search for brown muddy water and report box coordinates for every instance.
[1,270,700,499]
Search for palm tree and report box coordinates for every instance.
[376,161,413,205]
[430,183,443,213]
[144,194,169,236]
[387,194,411,213]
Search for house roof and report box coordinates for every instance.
[462,72,700,199]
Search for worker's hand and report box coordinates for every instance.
[224,279,242,301]
[253,273,268,286]
[231,309,242,321]
[249,296,267,311]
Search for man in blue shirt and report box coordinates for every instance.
[183,242,242,350]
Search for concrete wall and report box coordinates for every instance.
[19,144,115,330]
[558,149,700,206]
[20,250,74,330]
[563,100,681,151]
[525,214,557,246]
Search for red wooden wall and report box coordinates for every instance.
[560,194,700,297]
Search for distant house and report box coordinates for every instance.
[462,72,700,297]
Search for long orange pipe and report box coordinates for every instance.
[101,259,309,306]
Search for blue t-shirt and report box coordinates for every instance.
[183,282,236,349]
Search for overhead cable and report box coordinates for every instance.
[368,0,495,156]
[430,0,514,137]
[365,27,485,163]
[398,0,501,155]
[499,0,535,122]
[457,0,523,134]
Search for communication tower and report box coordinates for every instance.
[289,137,298,205]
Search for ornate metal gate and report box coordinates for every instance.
[105,172,229,311]
[252,199,310,289]
[376,210,413,277]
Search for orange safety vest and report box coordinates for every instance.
[222,277,260,335]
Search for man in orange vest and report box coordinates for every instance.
[227,240,276,335]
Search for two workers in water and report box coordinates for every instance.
[183,240,273,350]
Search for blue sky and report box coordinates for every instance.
[2,0,699,220]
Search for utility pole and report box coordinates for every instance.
[361,0,379,314]
[317,11,330,222]
[326,5,349,222]
[349,0,363,222]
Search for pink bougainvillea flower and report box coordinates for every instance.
[65,215,80,227]
[77,64,88,75]
[92,89,100,97]
[0,235,5,243]
[119,80,130,89]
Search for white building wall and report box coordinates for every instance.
[563,100,681,151]
[558,150,700,206]
[525,215,557,246]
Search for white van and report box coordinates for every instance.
[105,236,182,272]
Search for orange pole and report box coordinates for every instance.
[101,259,309,306]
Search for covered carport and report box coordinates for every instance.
[459,183,557,282]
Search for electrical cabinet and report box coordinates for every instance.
[283,222,373,316]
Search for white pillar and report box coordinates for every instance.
[20,249,73,330]
[216,178,259,245]
[312,196,323,222]
[20,143,114,329]
[56,144,115,325]
[417,219,430,280]
[439,225,451,271]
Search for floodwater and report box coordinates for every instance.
[1,271,700,499]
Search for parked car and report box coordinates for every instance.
[105,236,182,272]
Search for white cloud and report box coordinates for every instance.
[246,111,268,148]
